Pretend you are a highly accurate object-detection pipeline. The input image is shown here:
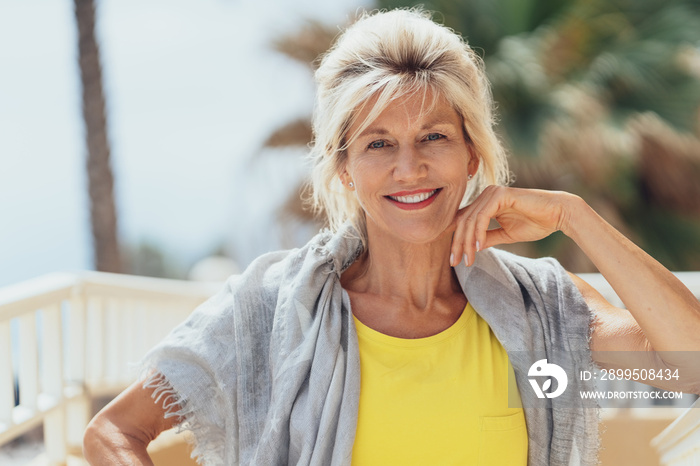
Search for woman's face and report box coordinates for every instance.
[343,90,478,245]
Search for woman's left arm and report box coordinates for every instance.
[451,186,700,389]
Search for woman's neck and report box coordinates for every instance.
[342,225,463,311]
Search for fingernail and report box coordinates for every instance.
[476,241,481,252]
[463,253,469,266]
[450,253,455,266]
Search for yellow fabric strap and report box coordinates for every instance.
[351,303,527,465]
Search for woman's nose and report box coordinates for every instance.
[392,146,427,182]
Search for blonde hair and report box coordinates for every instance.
[309,8,509,242]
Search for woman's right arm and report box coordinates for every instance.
[83,377,179,465]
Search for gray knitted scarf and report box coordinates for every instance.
[141,224,600,465]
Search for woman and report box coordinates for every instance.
[83,8,700,466]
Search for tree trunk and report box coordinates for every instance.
[74,0,122,273]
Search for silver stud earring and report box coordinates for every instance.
[348,181,354,188]
[467,174,473,180]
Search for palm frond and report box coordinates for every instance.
[262,118,312,149]
[271,20,342,70]
[630,113,700,214]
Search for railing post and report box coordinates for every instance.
[43,409,67,466]
[67,294,86,386]
[41,305,64,401]
[104,297,121,386]
[18,312,38,414]
[41,304,67,465]
[66,293,91,455]
[85,296,104,388]
[123,298,139,383]
[0,321,14,432]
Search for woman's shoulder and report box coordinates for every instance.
[485,246,559,266]
[462,247,580,309]
[474,247,568,284]
[231,225,363,295]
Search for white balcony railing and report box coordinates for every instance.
[0,272,219,465]
[651,398,700,465]
[0,271,698,465]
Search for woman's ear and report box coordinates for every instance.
[467,147,480,177]
[339,168,355,190]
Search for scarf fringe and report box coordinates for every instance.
[141,370,226,465]
[586,305,603,465]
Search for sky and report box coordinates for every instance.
[0,0,371,287]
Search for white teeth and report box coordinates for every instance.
[388,190,437,204]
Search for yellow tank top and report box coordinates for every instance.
[351,303,528,465]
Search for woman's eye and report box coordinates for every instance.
[426,133,445,141]
[368,140,386,149]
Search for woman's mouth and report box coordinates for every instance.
[385,188,441,210]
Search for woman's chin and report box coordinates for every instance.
[368,220,453,246]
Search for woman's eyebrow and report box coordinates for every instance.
[354,115,459,139]
[357,127,390,138]
[421,117,460,130]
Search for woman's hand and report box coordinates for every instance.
[449,184,700,385]
[449,186,579,267]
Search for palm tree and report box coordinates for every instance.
[74,0,122,273]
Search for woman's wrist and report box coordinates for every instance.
[557,192,589,241]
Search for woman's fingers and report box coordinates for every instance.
[450,187,572,267]
[450,208,471,266]
[473,208,493,256]
[451,186,500,266]
[483,227,512,250]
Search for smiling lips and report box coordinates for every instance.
[386,188,441,210]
